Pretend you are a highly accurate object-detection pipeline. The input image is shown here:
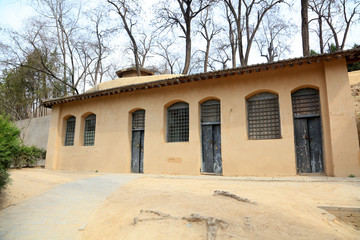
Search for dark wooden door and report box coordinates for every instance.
[202,124,222,173]
[131,110,145,173]
[294,117,323,173]
[131,130,144,173]
[292,88,323,173]
[201,100,222,174]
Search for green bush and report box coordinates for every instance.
[13,145,46,169]
[0,114,20,192]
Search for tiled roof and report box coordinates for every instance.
[42,48,360,108]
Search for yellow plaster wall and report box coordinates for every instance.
[45,61,360,176]
[324,60,360,176]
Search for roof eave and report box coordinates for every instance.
[42,49,360,108]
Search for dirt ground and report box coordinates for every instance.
[0,168,95,210]
[1,169,359,239]
[80,177,360,240]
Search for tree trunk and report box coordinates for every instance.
[238,29,245,66]
[133,45,141,76]
[94,22,101,88]
[182,29,191,75]
[231,48,236,68]
[225,3,237,68]
[319,17,324,54]
[236,4,245,67]
[229,20,236,68]
[301,0,310,56]
[125,24,140,76]
[204,40,210,73]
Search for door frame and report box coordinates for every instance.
[291,88,324,174]
[131,109,145,173]
[200,99,222,175]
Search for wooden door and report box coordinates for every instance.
[201,100,222,174]
[292,89,323,173]
[131,110,145,173]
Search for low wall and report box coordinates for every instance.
[349,70,360,85]
[15,115,51,150]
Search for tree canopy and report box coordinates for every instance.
[0,0,359,119]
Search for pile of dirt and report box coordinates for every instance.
[318,206,360,230]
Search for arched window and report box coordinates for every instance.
[84,114,96,146]
[167,102,189,142]
[247,92,281,139]
[64,116,76,146]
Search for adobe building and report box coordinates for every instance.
[42,49,360,177]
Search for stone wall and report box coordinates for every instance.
[15,115,51,150]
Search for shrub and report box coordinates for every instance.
[0,114,20,192]
[13,145,46,169]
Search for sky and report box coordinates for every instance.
[0,0,359,70]
[0,0,35,30]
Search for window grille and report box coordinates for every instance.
[201,100,220,124]
[167,102,189,142]
[292,88,320,118]
[64,116,76,146]
[132,110,145,130]
[84,114,96,146]
[247,92,281,139]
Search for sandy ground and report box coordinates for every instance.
[1,169,359,239]
[0,168,95,210]
[80,177,360,240]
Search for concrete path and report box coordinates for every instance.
[0,174,139,240]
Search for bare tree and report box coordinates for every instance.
[307,0,359,53]
[224,0,285,66]
[107,0,141,76]
[156,40,181,74]
[208,40,231,70]
[0,18,86,95]
[138,33,155,67]
[157,0,215,74]
[309,0,329,53]
[198,7,222,72]
[0,0,97,95]
[1,0,117,98]
[85,7,113,89]
[34,0,94,95]
[255,12,296,62]
[322,0,360,51]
